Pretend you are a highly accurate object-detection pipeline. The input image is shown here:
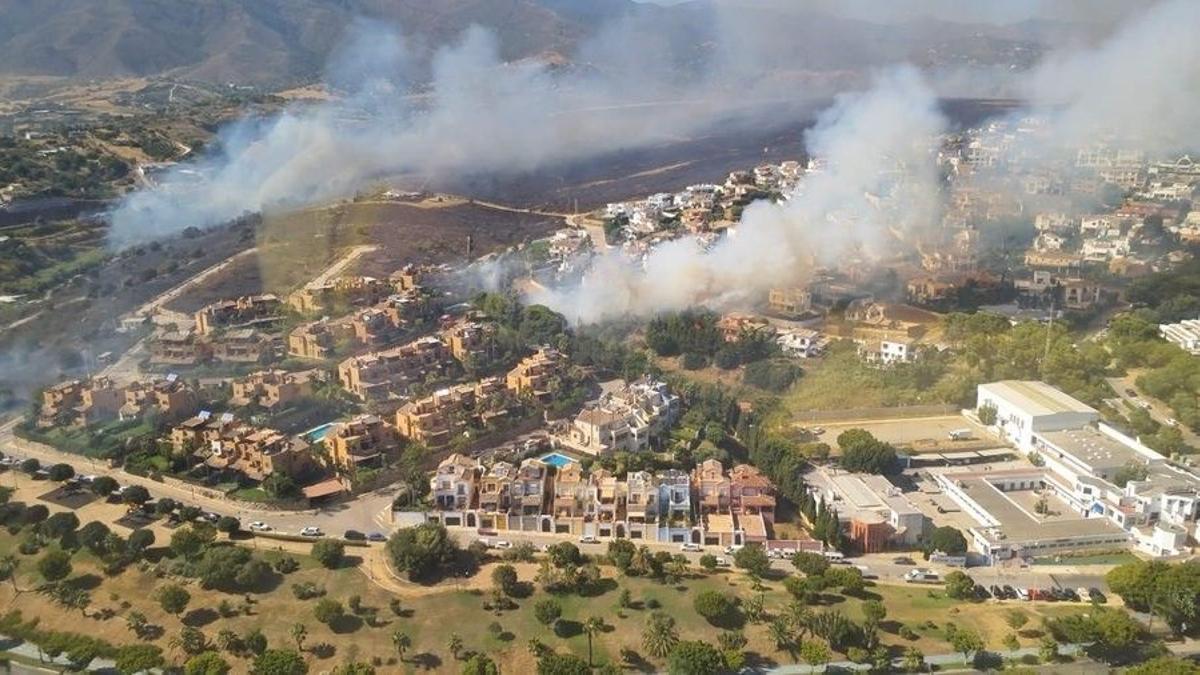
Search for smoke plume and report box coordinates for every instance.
[531,67,947,323]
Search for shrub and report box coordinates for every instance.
[311,539,345,569]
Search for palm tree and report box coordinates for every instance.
[290,623,307,652]
[448,633,464,661]
[641,612,678,659]
[584,616,605,667]
[392,631,412,662]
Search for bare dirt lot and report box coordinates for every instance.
[163,200,560,312]
[817,415,991,448]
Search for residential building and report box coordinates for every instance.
[337,336,450,400]
[625,471,659,539]
[442,319,497,365]
[230,370,314,409]
[506,347,568,402]
[477,461,515,530]
[194,295,282,336]
[118,377,198,422]
[318,414,399,475]
[767,287,816,318]
[204,427,312,482]
[508,459,549,530]
[716,313,772,342]
[394,377,509,448]
[149,330,212,365]
[287,276,391,314]
[590,468,627,539]
[288,321,345,360]
[777,328,828,358]
[351,308,402,348]
[430,453,480,511]
[211,329,276,363]
[566,379,680,455]
[551,460,588,534]
[70,378,124,427]
[1160,319,1200,355]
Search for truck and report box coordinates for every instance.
[948,428,973,441]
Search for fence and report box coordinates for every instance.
[793,403,960,423]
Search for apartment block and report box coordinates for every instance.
[230,370,314,409]
[394,377,509,448]
[322,414,400,474]
[194,294,282,336]
[506,346,568,402]
[337,336,450,401]
[442,319,497,365]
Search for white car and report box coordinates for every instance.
[579,535,599,544]
[723,545,743,555]
[249,521,271,532]
[680,543,703,553]
[78,474,97,484]
[714,557,731,567]
[493,540,513,549]
[299,526,322,537]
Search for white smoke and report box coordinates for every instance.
[1020,0,1200,154]
[531,66,947,323]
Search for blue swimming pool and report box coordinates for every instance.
[540,452,575,468]
[302,422,337,443]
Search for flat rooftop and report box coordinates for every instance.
[982,380,1097,417]
[955,474,1123,544]
[1036,427,1148,474]
[828,472,921,519]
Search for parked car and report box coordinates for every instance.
[723,544,742,555]
[681,543,703,553]
[1089,588,1107,604]
[1125,388,1138,397]
[578,535,598,544]
[492,540,513,549]
[714,557,731,567]
[973,585,991,600]
[344,530,366,541]
[893,556,915,565]
[1003,585,1017,599]
[202,512,221,524]
[367,532,387,542]
[300,526,322,537]
[249,521,271,532]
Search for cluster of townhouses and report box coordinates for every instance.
[939,380,1200,562]
[420,455,804,549]
[563,378,681,455]
[603,161,804,247]
[38,375,197,428]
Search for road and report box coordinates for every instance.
[0,409,1116,596]
[303,244,379,289]
[124,246,259,326]
[1106,374,1200,448]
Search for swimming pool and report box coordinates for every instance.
[301,422,337,443]
[540,452,575,468]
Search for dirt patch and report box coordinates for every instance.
[163,200,561,313]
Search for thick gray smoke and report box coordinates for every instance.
[531,67,947,323]
[107,12,849,247]
[532,0,1200,323]
[1020,0,1200,154]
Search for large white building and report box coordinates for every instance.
[1160,319,1200,355]
[962,381,1200,560]
[976,381,1099,452]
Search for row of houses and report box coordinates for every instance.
[39,376,197,428]
[149,327,279,366]
[334,318,501,401]
[425,455,792,547]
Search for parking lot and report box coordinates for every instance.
[813,415,992,449]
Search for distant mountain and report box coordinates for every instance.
[0,0,617,87]
[0,0,1081,89]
